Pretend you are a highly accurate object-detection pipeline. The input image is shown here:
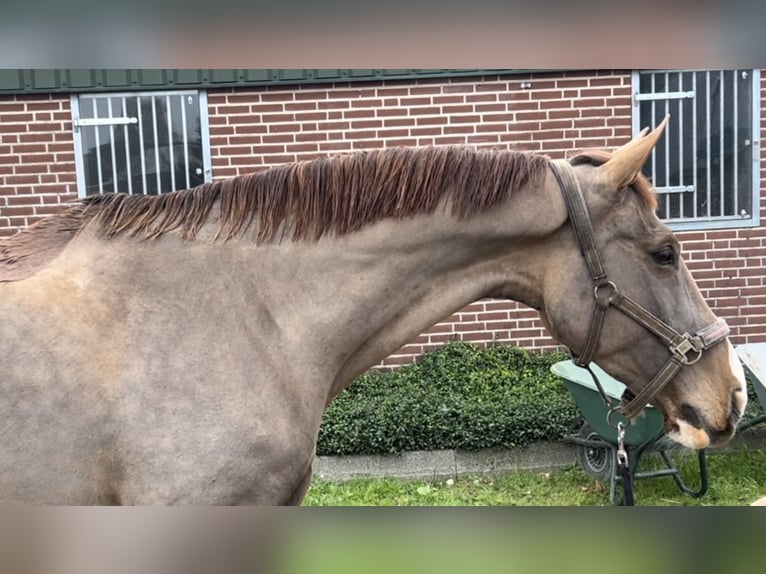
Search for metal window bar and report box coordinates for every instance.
[664,71,670,218]
[705,71,711,219]
[92,98,104,194]
[733,71,739,216]
[166,94,176,192]
[692,72,697,219]
[720,71,725,217]
[650,73,661,217]
[181,94,190,189]
[137,96,148,195]
[122,96,133,195]
[107,97,118,194]
[676,72,686,219]
[151,96,161,193]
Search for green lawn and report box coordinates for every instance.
[304,446,766,506]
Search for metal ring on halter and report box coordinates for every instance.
[593,281,618,305]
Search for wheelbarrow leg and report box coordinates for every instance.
[657,448,709,498]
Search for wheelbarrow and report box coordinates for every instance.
[734,343,766,432]
[551,360,708,505]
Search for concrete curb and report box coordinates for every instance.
[313,427,766,482]
[314,442,577,482]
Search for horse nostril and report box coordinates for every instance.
[679,403,704,429]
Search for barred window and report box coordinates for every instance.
[632,70,760,230]
[71,90,212,197]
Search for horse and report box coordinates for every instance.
[0,117,747,505]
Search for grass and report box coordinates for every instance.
[304,445,766,506]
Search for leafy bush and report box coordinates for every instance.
[317,341,582,455]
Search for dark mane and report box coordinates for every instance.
[1,146,549,282]
[82,146,550,242]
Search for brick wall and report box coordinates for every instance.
[2,71,766,368]
[0,94,78,237]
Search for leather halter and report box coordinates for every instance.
[549,160,730,421]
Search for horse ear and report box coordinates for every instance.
[597,114,670,190]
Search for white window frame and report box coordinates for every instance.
[71,89,212,198]
[631,70,761,231]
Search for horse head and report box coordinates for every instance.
[539,117,747,449]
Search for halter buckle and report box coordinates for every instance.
[670,334,704,365]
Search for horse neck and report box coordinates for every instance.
[267,171,570,395]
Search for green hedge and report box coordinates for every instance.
[317,342,582,456]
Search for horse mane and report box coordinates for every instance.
[81,146,551,242]
[1,145,655,282]
[0,146,549,282]
[0,205,89,282]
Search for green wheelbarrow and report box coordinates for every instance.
[551,360,708,506]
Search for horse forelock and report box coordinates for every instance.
[569,149,659,211]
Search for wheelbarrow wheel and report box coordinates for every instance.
[576,423,613,481]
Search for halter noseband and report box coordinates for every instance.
[549,160,730,421]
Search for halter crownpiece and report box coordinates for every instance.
[549,160,730,421]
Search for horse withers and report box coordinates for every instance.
[0,118,746,504]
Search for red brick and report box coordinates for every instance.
[443,84,475,94]
[234,125,268,135]
[352,140,384,149]
[19,153,55,164]
[416,116,447,127]
[351,99,382,108]
[449,115,480,124]
[317,100,350,110]
[350,120,382,129]
[317,142,352,152]
[0,102,25,112]
[433,136,469,145]
[376,87,409,97]
[346,130,376,139]
[475,103,506,113]
[261,92,295,102]
[443,125,473,135]
[0,112,34,123]
[344,110,375,120]
[442,104,473,115]
[433,95,465,105]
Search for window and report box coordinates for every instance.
[632,70,760,230]
[71,90,212,197]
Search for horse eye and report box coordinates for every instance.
[651,246,677,267]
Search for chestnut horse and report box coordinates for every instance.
[0,119,746,504]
